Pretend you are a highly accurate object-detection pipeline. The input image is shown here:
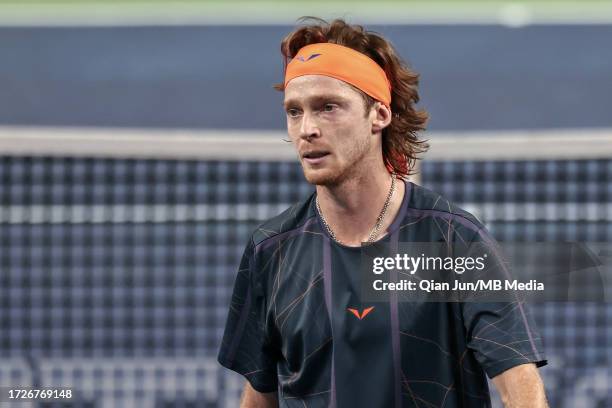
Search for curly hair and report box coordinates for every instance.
[275,17,429,178]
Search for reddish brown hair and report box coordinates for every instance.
[275,17,429,178]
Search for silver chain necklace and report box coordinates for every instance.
[316,175,396,245]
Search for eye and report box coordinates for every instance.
[286,108,301,118]
[323,104,337,112]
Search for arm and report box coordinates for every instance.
[240,381,279,408]
[491,363,548,408]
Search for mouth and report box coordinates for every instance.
[302,150,330,165]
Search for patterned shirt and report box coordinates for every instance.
[218,180,547,407]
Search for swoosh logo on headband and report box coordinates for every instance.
[296,53,322,62]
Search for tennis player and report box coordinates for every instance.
[218,18,548,407]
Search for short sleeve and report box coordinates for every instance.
[217,238,279,392]
[461,227,548,379]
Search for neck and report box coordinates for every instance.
[316,167,406,246]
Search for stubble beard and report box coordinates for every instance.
[301,132,372,187]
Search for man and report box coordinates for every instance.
[218,18,548,407]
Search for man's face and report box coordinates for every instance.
[283,75,377,186]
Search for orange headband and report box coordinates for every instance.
[284,43,392,106]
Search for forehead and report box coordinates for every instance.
[283,75,361,104]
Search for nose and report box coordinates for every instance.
[299,111,320,141]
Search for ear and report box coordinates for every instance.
[371,102,392,134]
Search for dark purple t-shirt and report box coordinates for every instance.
[218,180,546,407]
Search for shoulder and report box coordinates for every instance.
[404,181,486,235]
[250,192,317,249]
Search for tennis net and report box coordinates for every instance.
[1,126,611,407]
